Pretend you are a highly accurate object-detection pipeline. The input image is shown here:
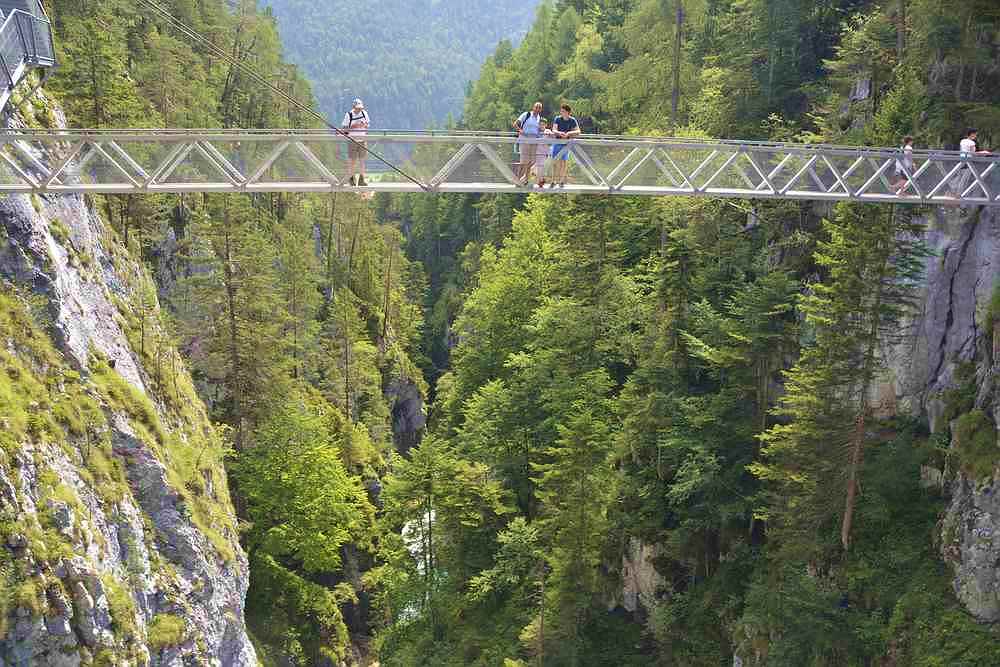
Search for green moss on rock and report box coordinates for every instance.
[148,613,186,649]
[953,410,998,483]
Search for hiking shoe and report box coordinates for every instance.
[347,175,357,186]
[358,176,368,187]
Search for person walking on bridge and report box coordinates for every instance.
[514,102,544,186]
[891,135,914,195]
[342,98,370,187]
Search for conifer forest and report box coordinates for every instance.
[2,1,1000,665]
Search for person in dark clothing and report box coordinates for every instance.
[550,104,581,188]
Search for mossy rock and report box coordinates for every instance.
[148,613,186,649]
[953,409,998,483]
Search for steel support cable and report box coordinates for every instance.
[138,0,423,187]
[133,0,428,190]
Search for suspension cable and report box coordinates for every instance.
[134,0,427,190]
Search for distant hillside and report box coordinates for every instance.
[260,0,543,130]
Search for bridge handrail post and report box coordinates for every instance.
[27,15,37,62]
[0,49,14,90]
[13,13,28,62]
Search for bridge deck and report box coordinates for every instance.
[0,129,998,206]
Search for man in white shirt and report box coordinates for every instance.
[513,101,544,185]
[960,128,991,157]
[342,98,370,186]
[952,128,991,197]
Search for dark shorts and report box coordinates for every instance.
[349,141,367,160]
[552,144,569,160]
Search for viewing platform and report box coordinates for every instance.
[0,0,56,114]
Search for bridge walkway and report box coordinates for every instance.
[0,129,997,207]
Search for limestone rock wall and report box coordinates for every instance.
[0,158,255,662]
[882,205,1000,623]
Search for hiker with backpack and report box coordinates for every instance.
[513,101,544,186]
[342,98,370,186]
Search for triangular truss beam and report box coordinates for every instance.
[0,129,995,206]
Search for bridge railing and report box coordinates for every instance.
[0,6,55,111]
[0,129,998,206]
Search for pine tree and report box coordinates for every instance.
[753,204,927,557]
[49,4,151,127]
[531,391,616,665]
[180,196,290,446]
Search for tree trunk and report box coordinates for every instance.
[222,211,244,449]
[895,0,906,59]
[325,193,338,290]
[841,217,891,551]
[671,1,684,129]
[841,408,867,550]
[538,566,545,667]
[381,248,393,345]
[347,212,361,291]
[343,301,351,419]
[766,3,776,105]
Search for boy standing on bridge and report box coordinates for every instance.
[342,98,370,187]
[514,102,544,186]
[533,119,554,188]
[550,104,581,188]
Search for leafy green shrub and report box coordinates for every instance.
[986,282,1000,332]
[939,361,977,427]
[148,613,186,649]
[952,410,997,482]
[103,576,138,640]
[13,579,43,615]
[81,442,128,504]
[91,359,167,445]
[49,218,71,246]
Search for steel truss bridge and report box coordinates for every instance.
[1,129,1000,206]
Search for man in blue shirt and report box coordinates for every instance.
[550,104,581,188]
[513,101,544,185]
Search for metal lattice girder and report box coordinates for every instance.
[3,129,1000,206]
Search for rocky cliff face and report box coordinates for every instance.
[621,205,1000,631]
[883,205,1000,623]
[0,142,255,662]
